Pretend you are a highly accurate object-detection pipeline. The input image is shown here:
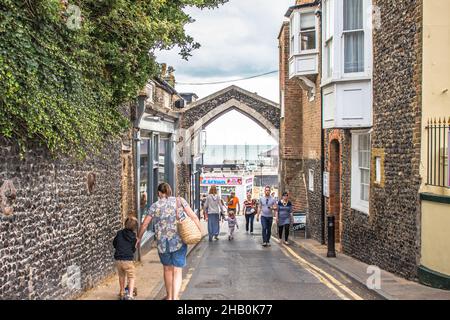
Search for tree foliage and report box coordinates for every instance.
[0,0,227,157]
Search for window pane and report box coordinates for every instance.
[344,0,363,31]
[159,139,168,183]
[301,30,316,50]
[291,36,295,54]
[326,40,333,78]
[344,31,364,73]
[361,183,369,202]
[153,135,159,163]
[300,12,315,30]
[325,0,334,40]
[140,140,149,212]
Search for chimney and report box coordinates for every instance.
[162,66,176,88]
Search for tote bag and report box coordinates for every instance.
[176,197,202,245]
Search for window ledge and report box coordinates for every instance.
[351,204,369,215]
[290,51,319,58]
[321,76,372,88]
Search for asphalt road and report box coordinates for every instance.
[158,216,382,300]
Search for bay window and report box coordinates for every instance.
[287,6,319,78]
[321,0,373,129]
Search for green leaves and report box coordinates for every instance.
[0,0,227,158]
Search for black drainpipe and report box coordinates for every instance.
[321,101,326,245]
[318,0,326,245]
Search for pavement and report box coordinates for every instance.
[288,236,450,300]
[171,216,379,300]
[78,221,208,301]
[78,216,450,300]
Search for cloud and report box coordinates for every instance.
[156,0,293,101]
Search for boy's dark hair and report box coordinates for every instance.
[125,217,138,231]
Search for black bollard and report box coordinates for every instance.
[327,215,336,258]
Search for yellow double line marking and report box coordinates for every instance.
[272,237,363,300]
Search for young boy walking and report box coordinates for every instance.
[113,216,138,300]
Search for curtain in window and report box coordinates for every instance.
[344,0,364,73]
[344,0,363,30]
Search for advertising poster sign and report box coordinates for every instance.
[201,177,243,185]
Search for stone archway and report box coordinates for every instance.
[180,85,280,142]
[175,85,280,201]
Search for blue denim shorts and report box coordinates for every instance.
[158,243,188,268]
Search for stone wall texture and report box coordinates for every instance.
[0,138,122,299]
[333,0,423,280]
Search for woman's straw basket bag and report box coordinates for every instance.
[176,197,202,245]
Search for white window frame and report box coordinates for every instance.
[298,10,318,55]
[289,9,319,57]
[322,0,335,81]
[280,90,285,118]
[146,81,155,103]
[341,0,366,77]
[309,169,315,192]
[351,130,371,214]
[290,14,297,57]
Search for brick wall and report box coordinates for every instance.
[279,1,324,242]
[0,138,123,299]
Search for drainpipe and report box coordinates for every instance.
[134,91,147,262]
[321,104,326,245]
[317,2,326,245]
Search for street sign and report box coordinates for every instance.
[292,212,306,237]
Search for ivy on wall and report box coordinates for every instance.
[0,0,227,158]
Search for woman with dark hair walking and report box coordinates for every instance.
[276,192,293,245]
[204,185,223,241]
[136,182,202,300]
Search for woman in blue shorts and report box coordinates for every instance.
[137,182,202,300]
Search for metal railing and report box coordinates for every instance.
[426,118,449,187]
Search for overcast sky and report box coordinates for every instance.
[156,0,293,145]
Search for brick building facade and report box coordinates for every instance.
[279,0,324,242]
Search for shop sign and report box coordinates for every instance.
[201,177,243,186]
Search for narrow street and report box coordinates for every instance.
[157,216,381,300]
